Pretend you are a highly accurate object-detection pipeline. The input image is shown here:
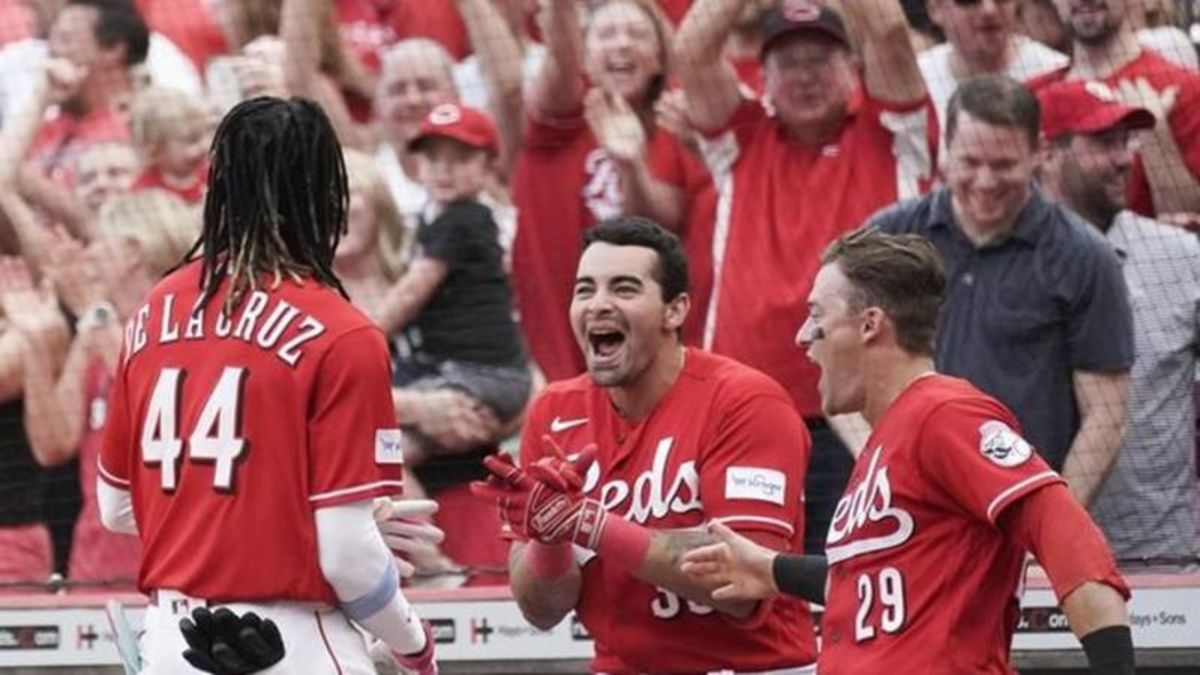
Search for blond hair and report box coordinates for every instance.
[342,149,411,282]
[97,190,201,277]
[130,86,209,153]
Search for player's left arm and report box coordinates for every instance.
[98,343,137,534]
[999,484,1134,674]
[839,0,926,106]
[1060,370,1130,506]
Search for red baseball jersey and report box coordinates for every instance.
[1028,50,1200,218]
[521,349,817,673]
[99,261,405,603]
[819,375,1064,675]
[511,108,712,383]
[701,90,936,418]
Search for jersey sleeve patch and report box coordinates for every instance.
[724,466,787,505]
[375,428,404,465]
[978,420,1033,467]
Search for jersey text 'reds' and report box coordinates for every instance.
[124,290,327,368]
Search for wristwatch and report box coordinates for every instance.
[75,301,117,334]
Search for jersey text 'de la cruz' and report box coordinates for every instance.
[100,261,404,603]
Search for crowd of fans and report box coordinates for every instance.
[0,0,1197,594]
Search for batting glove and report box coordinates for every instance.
[179,607,285,674]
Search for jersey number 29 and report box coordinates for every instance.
[142,367,248,491]
[855,567,906,642]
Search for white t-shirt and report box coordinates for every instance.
[1137,26,1198,70]
[919,36,1069,161]
[0,34,203,125]
[452,43,546,114]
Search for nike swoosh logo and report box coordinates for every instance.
[550,416,589,433]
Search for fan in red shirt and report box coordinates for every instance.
[1028,0,1200,218]
[473,218,816,674]
[98,97,436,674]
[511,0,716,383]
[675,0,937,557]
[681,229,1135,675]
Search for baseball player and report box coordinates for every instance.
[680,229,1135,674]
[98,97,436,674]
[472,217,817,673]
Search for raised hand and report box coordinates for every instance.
[0,256,65,337]
[469,443,604,548]
[585,86,648,165]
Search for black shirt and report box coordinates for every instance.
[0,398,41,526]
[871,186,1134,470]
[404,199,525,366]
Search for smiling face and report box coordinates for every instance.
[945,111,1037,233]
[583,1,665,106]
[763,34,857,134]
[376,42,459,146]
[570,242,686,388]
[413,136,492,204]
[1043,128,1134,226]
[796,262,869,417]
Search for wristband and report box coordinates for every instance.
[76,301,117,334]
[771,554,828,604]
[592,513,652,571]
[523,541,575,578]
[1080,625,1135,674]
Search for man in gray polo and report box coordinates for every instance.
[1037,79,1200,568]
[871,75,1133,507]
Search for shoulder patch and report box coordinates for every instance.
[375,429,404,465]
[725,466,786,505]
[978,421,1032,467]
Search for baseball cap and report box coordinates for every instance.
[1038,80,1156,142]
[407,103,499,153]
[760,0,851,59]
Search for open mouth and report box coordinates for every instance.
[587,327,627,366]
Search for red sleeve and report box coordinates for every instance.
[645,127,689,188]
[99,344,133,489]
[307,327,405,507]
[386,0,470,60]
[915,398,1064,524]
[698,381,808,544]
[998,483,1131,602]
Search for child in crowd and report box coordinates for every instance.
[129,86,210,204]
[376,103,531,443]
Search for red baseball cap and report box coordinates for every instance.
[407,103,498,153]
[1038,80,1156,142]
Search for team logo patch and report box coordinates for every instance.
[725,467,786,505]
[979,421,1032,467]
[375,429,404,465]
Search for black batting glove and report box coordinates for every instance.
[180,607,285,674]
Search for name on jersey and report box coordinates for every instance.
[826,446,915,565]
[124,291,326,368]
[580,437,702,525]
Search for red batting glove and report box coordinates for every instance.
[469,448,609,549]
[393,620,437,675]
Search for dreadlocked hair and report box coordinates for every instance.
[187,96,350,316]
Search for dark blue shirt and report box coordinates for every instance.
[871,186,1134,470]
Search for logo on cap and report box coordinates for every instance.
[429,104,462,126]
[783,0,821,21]
[1084,81,1118,103]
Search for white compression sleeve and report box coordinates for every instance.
[315,501,427,655]
[97,480,138,534]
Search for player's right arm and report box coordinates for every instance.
[308,327,431,668]
[673,0,745,133]
[507,394,583,631]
